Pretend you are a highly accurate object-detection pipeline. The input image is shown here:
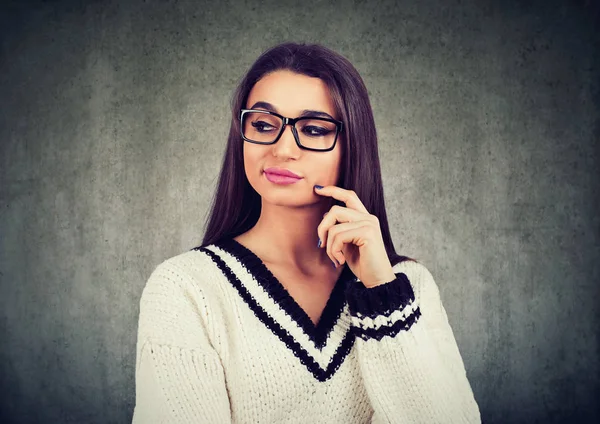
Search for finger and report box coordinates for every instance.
[317,205,371,248]
[318,212,329,248]
[328,222,373,266]
[314,185,369,214]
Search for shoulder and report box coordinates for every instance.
[391,259,442,309]
[142,245,226,298]
[137,246,227,347]
[139,245,231,323]
[391,258,435,283]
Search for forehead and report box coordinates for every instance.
[246,70,337,118]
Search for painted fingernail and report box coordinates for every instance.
[314,185,323,190]
[317,239,322,248]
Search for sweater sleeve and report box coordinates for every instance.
[344,261,481,424]
[131,260,232,424]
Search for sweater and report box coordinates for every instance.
[132,238,481,423]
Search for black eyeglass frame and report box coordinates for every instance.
[239,108,344,152]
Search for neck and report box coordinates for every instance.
[244,197,337,271]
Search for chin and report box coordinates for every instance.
[260,191,309,207]
[257,186,321,208]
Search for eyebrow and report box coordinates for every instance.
[249,101,336,120]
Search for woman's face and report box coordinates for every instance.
[242,70,343,207]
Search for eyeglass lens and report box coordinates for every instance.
[242,111,337,150]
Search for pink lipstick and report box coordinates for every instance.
[264,167,303,185]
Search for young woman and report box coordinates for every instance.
[132,42,481,423]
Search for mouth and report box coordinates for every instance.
[263,168,303,185]
[263,167,303,179]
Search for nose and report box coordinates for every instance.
[272,124,300,157]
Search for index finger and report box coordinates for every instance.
[314,185,369,214]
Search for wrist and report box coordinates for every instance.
[363,269,397,288]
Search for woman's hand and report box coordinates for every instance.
[314,185,397,288]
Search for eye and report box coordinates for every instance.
[251,120,277,132]
[301,125,332,137]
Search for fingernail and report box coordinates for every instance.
[317,239,321,248]
[314,185,323,190]
[332,260,337,268]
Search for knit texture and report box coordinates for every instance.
[132,238,481,423]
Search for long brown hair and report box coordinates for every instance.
[200,42,411,266]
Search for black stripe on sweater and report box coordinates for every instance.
[344,272,416,319]
[353,307,422,341]
[194,245,356,382]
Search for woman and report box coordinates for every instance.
[132,42,481,423]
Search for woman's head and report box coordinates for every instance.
[241,69,343,209]
[201,42,408,266]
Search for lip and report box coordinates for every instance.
[264,167,303,179]
[264,173,301,185]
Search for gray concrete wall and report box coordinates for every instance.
[1,0,598,422]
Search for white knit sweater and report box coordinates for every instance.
[132,238,481,423]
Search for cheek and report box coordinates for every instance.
[243,146,260,173]
[312,154,342,185]
[327,145,343,177]
[243,145,267,189]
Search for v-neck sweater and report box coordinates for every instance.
[132,238,481,423]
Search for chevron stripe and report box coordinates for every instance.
[190,238,422,380]
[194,243,358,382]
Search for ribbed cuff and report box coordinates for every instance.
[345,272,415,318]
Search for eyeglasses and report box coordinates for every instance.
[240,109,343,152]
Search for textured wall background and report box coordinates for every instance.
[1,0,598,423]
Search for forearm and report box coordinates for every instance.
[346,265,481,423]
